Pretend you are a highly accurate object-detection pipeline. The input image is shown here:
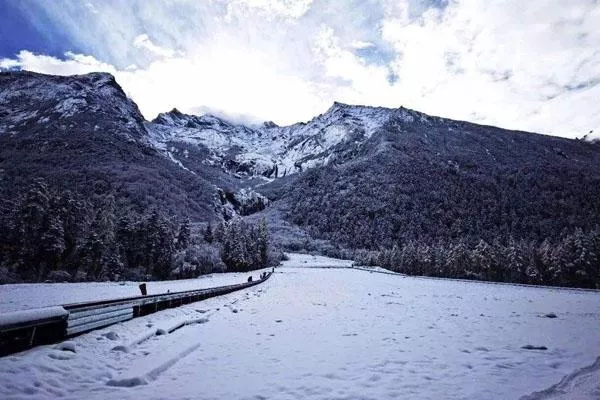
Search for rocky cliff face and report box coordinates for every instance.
[0,71,147,141]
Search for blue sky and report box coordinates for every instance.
[1,0,599,138]
[0,1,75,59]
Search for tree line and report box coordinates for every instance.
[0,180,275,283]
[351,228,600,289]
[263,132,600,289]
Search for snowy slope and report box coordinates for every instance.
[146,102,413,178]
[0,71,147,141]
[1,254,598,399]
[0,270,271,313]
[0,71,232,221]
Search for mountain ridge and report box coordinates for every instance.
[1,70,600,287]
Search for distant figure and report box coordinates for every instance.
[248,276,253,282]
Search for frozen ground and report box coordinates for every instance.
[0,270,269,312]
[0,254,599,399]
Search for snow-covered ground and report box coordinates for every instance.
[1,254,599,399]
[0,270,269,312]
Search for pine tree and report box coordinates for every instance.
[143,210,175,279]
[230,219,249,271]
[204,222,214,244]
[56,190,86,267]
[78,195,119,280]
[471,239,491,280]
[39,213,65,280]
[16,180,52,280]
[389,244,402,273]
[445,241,470,279]
[505,239,526,283]
[176,219,191,250]
[257,218,269,266]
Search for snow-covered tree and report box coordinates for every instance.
[176,219,191,250]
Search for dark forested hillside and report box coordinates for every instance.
[0,71,224,219]
[0,71,273,282]
[1,71,599,287]
[262,110,600,248]
[258,107,600,287]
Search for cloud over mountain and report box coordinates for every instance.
[1,0,599,138]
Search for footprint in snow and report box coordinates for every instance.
[55,341,77,353]
[102,331,119,341]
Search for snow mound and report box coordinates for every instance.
[55,341,77,353]
[520,357,600,399]
[107,332,202,387]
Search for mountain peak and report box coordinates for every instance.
[152,108,239,131]
[263,120,279,129]
[325,101,393,115]
[328,101,359,111]
[152,108,190,125]
[83,71,116,82]
[0,70,146,140]
[332,101,349,107]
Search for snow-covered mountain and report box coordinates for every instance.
[147,101,425,178]
[0,71,228,221]
[3,70,600,251]
[0,71,147,141]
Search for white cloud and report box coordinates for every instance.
[2,0,600,137]
[376,0,600,137]
[2,50,116,76]
[1,48,326,126]
[0,58,21,70]
[224,0,314,20]
[85,2,98,14]
[350,40,375,50]
[132,34,178,59]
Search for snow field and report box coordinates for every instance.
[0,255,598,399]
[0,270,269,313]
